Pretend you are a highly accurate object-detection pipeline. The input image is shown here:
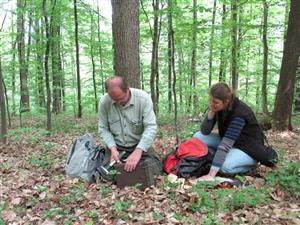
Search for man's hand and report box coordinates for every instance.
[110,147,120,163]
[124,148,143,172]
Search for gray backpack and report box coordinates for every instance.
[65,133,105,183]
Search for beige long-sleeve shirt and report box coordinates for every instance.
[98,88,157,152]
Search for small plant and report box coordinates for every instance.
[27,152,54,169]
[42,208,63,220]
[34,185,48,193]
[114,201,131,215]
[152,211,163,221]
[100,186,112,197]
[84,210,98,223]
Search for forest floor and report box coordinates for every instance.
[0,114,299,225]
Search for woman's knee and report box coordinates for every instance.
[193,131,220,148]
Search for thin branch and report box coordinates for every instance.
[0,12,7,32]
[140,0,152,37]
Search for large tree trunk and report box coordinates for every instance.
[43,0,52,131]
[262,0,269,115]
[272,0,300,130]
[231,0,238,90]
[17,0,30,112]
[73,0,82,118]
[111,0,140,88]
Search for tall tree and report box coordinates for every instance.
[0,17,7,144]
[167,0,173,112]
[230,0,238,90]
[96,0,105,96]
[73,0,82,118]
[17,0,30,112]
[0,58,7,144]
[111,0,140,88]
[33,17,46,108]
[43,0,52,131]
[261,0,269,115]
[191,0,198,113]
[208,0,217,87]
[272,0,300,130]
[90,10,98,113]
[51,0,62,113]
[149,0,161,114]
[219,4,227,82]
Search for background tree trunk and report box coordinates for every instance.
[43,0,52,131]
[74,0,82,118]
[111,0,140,88]
[17,0,30,112]
[51,0,62,114]
[0,58,7,144]
[96,1,105,95]
[34,18,46,108]
[150,0,160,114]
[272,0,300,130]
[167,0,173,113]
[191,0,198,113]
[208,0,216,87]
[231,0,238,90]
[262,0,269,115]
[90,12,98,113]
[219,4,226,82]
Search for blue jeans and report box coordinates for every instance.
[193,131,257,175]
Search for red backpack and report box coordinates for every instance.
[163,138,213,178]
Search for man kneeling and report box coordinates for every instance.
[98,76,161,187]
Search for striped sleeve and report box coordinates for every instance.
[211,117,246,171]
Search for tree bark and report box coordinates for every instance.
[272,0,300,130]
[294,58,300,112]
[96,1,105,95]
[17,0,30,112]
[111,0,140,88]
[90,11,98,113]
[74,0,82,118]
[51,0,62,114]
[0,58,7,144]
[34,18,46,108]
[208,0,217,87]
[191,0,198,113]
[219,4,226,82]
[43,0,52,131]
[262,0,269,115]
[150,0,160,114]
[231,0,238,90]
[167,0,173,112]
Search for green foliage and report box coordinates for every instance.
[26,151,54,169]
[113,200,131,220]
[266,162,300,197]
[59,181,86,204]
[189,181,269,216]
[100,186,112,197]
